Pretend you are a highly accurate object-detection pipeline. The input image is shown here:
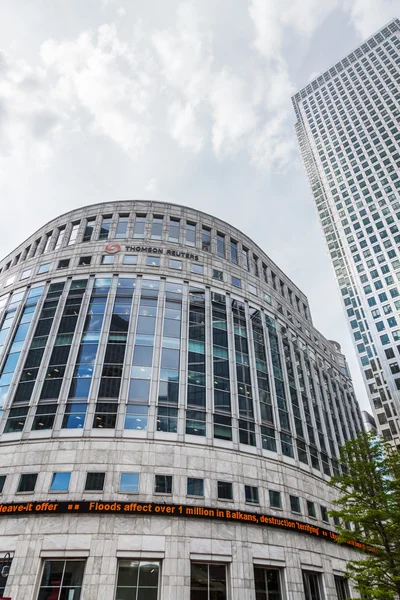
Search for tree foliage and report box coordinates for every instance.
[329,431,400,599]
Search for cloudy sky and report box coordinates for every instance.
[1,0,399,410]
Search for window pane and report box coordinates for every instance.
[187,477,204,496]
[120,473,140,493]
[84,472,105,491]
[50,472,71,492]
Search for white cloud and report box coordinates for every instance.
[344,0,398,39]
[167,100,204,151]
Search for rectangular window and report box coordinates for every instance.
[290,495,301,514]
[231,276,241,288]
[191,263,204,275]
[0,475,5,493]
[17,473,38,493]
[335,575,350,600]
[168,217,180,242]
[217,233,225,258]
[217,480,233,500]
[133,215,146,238]
[99,215,112,240]
[146,256,160,266]
[154,474,172,494]
[120,473,140,493]
[83,217,96,242]
[187,477,204,497]
[320,505,329,523]
[116,214,129,238]
[78,256,92,266]
[123,255,137,265]
[43,233,52,254]
[38,263,51,274]
[50,472,71,492]
[186,222,196,246]
[269,490,281,508]
[169,259,182,270]
[230,239,238,264]
[202,227,211,251]
[254,566,283,599]
[101,255,114,265]
[242,247,249,270]
[245,485,259,504]
[151,216,163,239]
[84,472,105,491]
[20,268,32,280]
[37,560,85,600]
[57,259,70,270]
[115,560,160,600]
[190,563,227,600]
[213,269,223,281]
[307,501,316,518]
[68,222,80,245]
[303,571,323,600]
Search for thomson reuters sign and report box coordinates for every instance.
[105,242,121,254]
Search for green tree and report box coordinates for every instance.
[329,431,400,599]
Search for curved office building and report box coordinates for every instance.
[0,201,365,599]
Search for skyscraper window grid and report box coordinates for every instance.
[293,19,400,443]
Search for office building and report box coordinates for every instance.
[292,19,400,442]
[0,201,364,598]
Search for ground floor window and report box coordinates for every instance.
[0,554,12,596]
[302,570,324,600]
[254,566,282,599]
[190,562,227,599]
[335,575,350,599]
[37,560,85,600]
[115,560,160,600]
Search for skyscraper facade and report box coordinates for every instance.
[292,19,400,443]
[0,200,364,598]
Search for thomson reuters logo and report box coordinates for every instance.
[105,242,121,254]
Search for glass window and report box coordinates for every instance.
[99,215,112,240]
[101,255,115,265]
[0,475,6,493]
[116,215,129,239]
[303,571,323,600]
[78,256,91,266]
[254,566,283,600]
[201,227,211,252]
[307,501,316,518]
[217,233,225,258]
[38,263,50,274]
[146,256,160,267]
[217,481,233,500]
[169,259,182,270]
[37,560,85,600]
[335,575,350,600]
[133,215,146,238]
[57,259,70,270]
[68,223,80,245]
[186,222,196,246]
[120,473,140,493]
[213,269,223,281]
[190,563,227,600]
[245,485,259,504]
[17,473,38,493]
[168,218,180,242]
[151,216,163,239]
[154,474,172,494]
[115,560,160,600]
[84,472,105,491]
[290,495,301,514]
[231,276,241,288]
[230,239,238,264]
[320,505,329,523]
[20,268,32,280]
[191,263,204,274]
[187,477,204,497]
[269,490,281,509]
[50,472,71,492]
[242,247,249,270]
[83,217,96,242]
[123,255,137,265]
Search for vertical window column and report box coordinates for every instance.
[250,308,276,452]
[98,216,113,240]
[157,282,183,434]
[93,277,135,429]
[168,217,180,242]
[212,293,232,441]
[233,300,255,446]
[115,214,129,239]
[305,358,324,471]
[186,287,207,436]
[125,279,159,431]
[83,217,96,242]
[295,351,316,466]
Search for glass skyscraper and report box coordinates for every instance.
[292,19,400,443]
